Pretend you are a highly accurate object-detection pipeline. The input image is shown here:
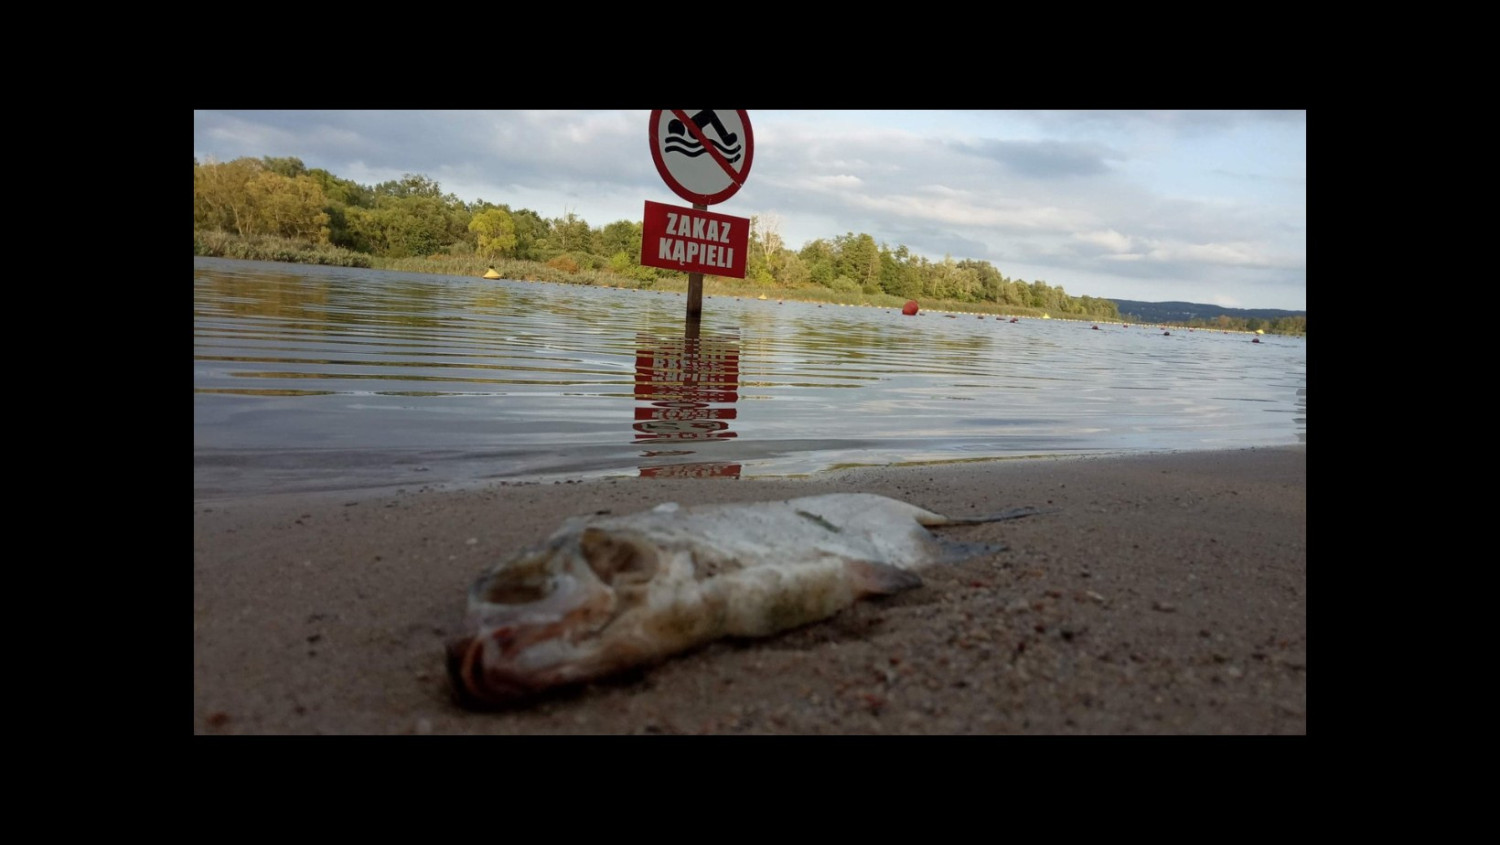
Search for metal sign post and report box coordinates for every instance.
[687,202,707,320]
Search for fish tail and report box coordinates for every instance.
[846,560,924,596]
[922,506,1057,526]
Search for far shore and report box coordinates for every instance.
[192,251,1306,337]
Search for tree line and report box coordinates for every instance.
[192,155,1302,333]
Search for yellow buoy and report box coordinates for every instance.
[483,268,502,280]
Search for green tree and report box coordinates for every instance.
[1003,279,1028,306]
[952,265,981,301]
[877,249,902,295]
[308,168,373,208]
[509,208,550,260]
[958,259,1005,303]
[746,215,772,284]
[1029,280,1050,309]
[895,258,924,299]
[598,220,642,262]
[374,174,446,199]
[194,158,261,235]
[779,252,811,287]
[928,255,960,299]
[800,239,836,287]
[260,156,308,179]
[194,157,329,242]
[469,208,518,259]
[550,212,595,257]
[833,232,880,293]
[378,198,443,257]
[244,170,331,242]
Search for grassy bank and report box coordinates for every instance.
[193,232,1075,319]
[387,257,1062,317]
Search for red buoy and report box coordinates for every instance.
[901,300,919,316]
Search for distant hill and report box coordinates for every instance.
[1108,299,1306,324]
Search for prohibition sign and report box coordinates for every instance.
[649,110,754,206]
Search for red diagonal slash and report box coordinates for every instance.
[671,109,744,186]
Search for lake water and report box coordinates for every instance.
[193,257,1307,500]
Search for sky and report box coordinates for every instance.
[192,110,1306,311]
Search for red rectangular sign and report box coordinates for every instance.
[640,200,749,279]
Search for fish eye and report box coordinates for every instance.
[477,549,557,604]
[580,529,659,585]
[481,577,551,605]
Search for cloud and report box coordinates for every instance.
[192,109,1306,310]
[1073,229,1134,253]
[953,138,1118,179]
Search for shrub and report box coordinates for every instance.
[546,255,580,273]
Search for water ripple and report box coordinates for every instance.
[194,258,1306,497]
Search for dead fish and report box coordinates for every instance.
[446,493,1048,707]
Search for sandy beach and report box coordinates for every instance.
[193,446,1305,735]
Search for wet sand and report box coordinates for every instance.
[193,446,1305,735]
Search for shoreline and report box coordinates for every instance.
[193,445,1306,735]
[193,255,1307,337]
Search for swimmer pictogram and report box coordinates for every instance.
[665,110,742,162]
[649,109,753,206]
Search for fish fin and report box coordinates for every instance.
[920,506,1058,526]
[795,509,842,532]
[845,560,924,597]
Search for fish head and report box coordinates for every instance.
[447,526,664,707]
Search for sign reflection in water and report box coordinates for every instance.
[633,331,741,478]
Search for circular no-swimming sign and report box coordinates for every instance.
[649,110,753,206]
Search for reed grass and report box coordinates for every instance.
[193,231,374,267]
[193,230,1054,317]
